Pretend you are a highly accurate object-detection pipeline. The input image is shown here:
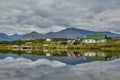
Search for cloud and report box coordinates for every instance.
[0,57,120,80]
[0,0,120,34]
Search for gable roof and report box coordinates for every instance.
[85,34,106,40]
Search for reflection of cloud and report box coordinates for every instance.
[0,57,120,80]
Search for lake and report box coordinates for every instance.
[0,49,120,80]
[0,49,120,65]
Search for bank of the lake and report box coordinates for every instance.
[0,38,120,52]
[45,40,120,51]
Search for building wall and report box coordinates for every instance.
[46,38,52,42]
[83,39,96,43]
[96,39,106,43]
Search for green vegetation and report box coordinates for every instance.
[0,38,120,52]
[48,38,120,51]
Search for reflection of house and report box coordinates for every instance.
[20,45,31,50]
[25,42,32,45]
[24,50,32,53]
[12,45,20,50]
[20,42,32,50]
[84,52,106,61]
[46,53,51,56]
[43,49,48,52]
[84,52,96,56]
[84,52,106,57]
[82,34,106,43]
[43,44,49,46]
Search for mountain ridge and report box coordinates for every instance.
[0,28,120,41]
[0,33,22,41]
[22,28,120,40]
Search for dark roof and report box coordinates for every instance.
[85,34,106,40]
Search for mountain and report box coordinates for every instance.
[0,28,120,41]
[22,31,46,40]
[0,33,22,41]
[10,34,22,40]
[22,28,120,40]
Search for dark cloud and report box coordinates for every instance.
[0,0,120,34]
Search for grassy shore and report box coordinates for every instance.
[47,38,120,51]
[0,38,120,52]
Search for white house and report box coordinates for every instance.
[83,39,96,43]
[46,38,52,42]
[82,34,106,43]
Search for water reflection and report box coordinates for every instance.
[0,49,120,65]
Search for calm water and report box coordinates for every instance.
[0,50,120,80]
[0,50,120,65]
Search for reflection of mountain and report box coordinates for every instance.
[21,54,87,65]
[0,53,19,59]
[0,50,120,64]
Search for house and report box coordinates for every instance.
[57,41,62,46]
[76,37,80,41]
[67,37,81,45]
[82,34,106,43]
[46,38,52,42]
[83,39,96,43]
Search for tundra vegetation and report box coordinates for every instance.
[0,37,120,52]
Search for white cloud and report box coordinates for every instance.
[0,57,120,80]
[0,0,120,34]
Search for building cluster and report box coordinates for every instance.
[57,34,106,46]
[11,34,107,51]
[57,37,81,46]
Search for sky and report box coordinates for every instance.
[0,0,120,35]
